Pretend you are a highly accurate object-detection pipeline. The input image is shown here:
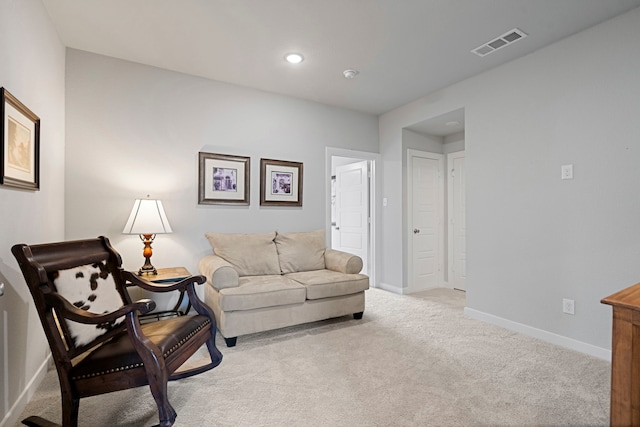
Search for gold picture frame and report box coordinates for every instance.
[1,88,40,191]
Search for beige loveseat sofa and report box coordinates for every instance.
[198,230,369,347]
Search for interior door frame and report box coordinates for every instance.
[334,160,370,275]
[406,149,444,293]
[326,147,379,288]
[447,150,466,291]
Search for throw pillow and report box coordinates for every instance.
[275,230,326,274]
[205,232,281,276]
[52,262,124,347]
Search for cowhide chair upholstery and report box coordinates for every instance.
[12,236,223,427]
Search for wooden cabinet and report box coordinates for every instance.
[602,283,640,426]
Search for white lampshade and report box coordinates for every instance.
[122,199,173,235]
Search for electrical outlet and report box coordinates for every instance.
[561,164,573,180]
[562,298,575,315]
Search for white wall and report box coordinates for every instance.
[380,7,640,354]
[65,49,379,283]
[0,0,66,425]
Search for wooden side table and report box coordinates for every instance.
[149,267,191,283]
[602,282,640,426]
[131,267,193,322]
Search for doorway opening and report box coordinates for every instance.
[404,108,465,293]
[326,148,379,288]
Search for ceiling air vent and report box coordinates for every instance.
[471,28,527,57]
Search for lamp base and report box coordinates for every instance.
[138,233,158,276]
[137,263,158,276]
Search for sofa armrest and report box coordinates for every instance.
[198,255,240,290]
[324,248,363,274]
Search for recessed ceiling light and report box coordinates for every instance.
[445,121,460,127]
[285,53,304,64]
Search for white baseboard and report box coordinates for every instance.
[376,282,403,294]
[376,283,446,295]
[0,354,51,427]
[402,284,441,295]
[371,286,608,360]
[464,307,611,361]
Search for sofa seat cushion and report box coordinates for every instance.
[285,270,369,300]
[218,275,306,311]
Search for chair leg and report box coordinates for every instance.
[147,369,177,427]
[61,394,79,427]
[21,416,61,427]
[206,334,224,366]
[127,316,177,426]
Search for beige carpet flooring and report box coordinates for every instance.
[17,288,611,426]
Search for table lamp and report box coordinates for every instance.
[122,198,173,275]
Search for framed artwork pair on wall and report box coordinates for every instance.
[198,152,303,207]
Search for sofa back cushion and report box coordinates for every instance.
[205,232,281,276]
[275,230,326,274]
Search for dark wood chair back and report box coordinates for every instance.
[12,236,222,427]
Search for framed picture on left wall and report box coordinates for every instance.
[1,88,40,191]
[198,152,250,205]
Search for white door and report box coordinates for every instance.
[334,160,369,274]
[408,150,443,291]
[448,152,466,291]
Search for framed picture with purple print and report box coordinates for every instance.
[198,152,250,205]
[260,158,303,207]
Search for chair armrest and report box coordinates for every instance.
[198,255,239,290]
[122,270,206,292]
[123,270,216,321]
[44,293,155,324]
[324,248,363,274]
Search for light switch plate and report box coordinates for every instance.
[561,164,573,180]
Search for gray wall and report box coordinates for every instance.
[65,49,379,279]
[380,7,640,353]
[4,3,639,422]
[0,0,66,425]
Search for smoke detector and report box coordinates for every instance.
[471,28,527,57]
[343,69,359,79]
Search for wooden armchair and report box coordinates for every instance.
[11,236,223,427]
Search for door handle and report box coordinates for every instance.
[413,229,420,234]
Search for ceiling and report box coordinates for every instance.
[43,0,640,128]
